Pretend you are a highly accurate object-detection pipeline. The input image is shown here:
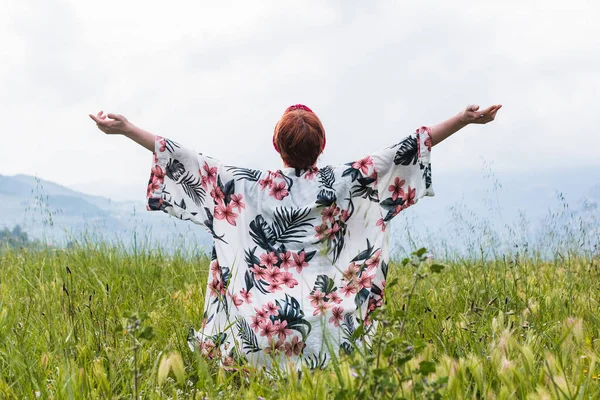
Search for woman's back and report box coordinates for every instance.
[147,127,434,369]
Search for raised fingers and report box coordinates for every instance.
[480,105,502,124]
[479,105,496,116]
[478,104,502,120]
[89,112,110,126]
[89,113,105,124]
[107,113,122,121]
[90,110,105,121]
[489,105,502,120]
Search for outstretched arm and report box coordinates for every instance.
[430,104,502,146]
[89,111,155,151]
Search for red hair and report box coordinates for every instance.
[273,105,326,169]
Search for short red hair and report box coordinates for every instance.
[273,106,326,169]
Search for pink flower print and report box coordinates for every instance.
[328,290,343,304]
[376,218,386,232]
[284,336,306,357]
[222,356,235,370]
[230,194,245,212]
[200,174,208,189]
[210,259,220,278]
[343,263,360,280]
[312,302,330,316]
[388,177,405,201]
[366,249,382,270]
[259,320,277,339]
[151,165,165,182]
[263,302,281,318]
[314,224,329,240]
[208,278,225,297]
[260,252,278,268]
[254,306,268,320]
[267,281,283,292]
[240,288,252,303]
[229,291,243,308]
[368,297,377,312]
[368,297,383,312]
[264,338,284,355]
[269,170,283,179]
[216,281,226,296]
[326,222,340,237]
[357,273,373,290]
[151,174,163,186]
[265,266,283,284]
[329,306,344,327]
[369,171,378,185]
[279,251,293,270]
[269,181,289,200]
[250,315,265,332]
[200,339,216,358]
[147,179,161,198]
[273,320,293,341]
[308,289,326,308]
[250,264,267,281]
[393,204,404,217]
[203,162,218,186]
[157,137,167,152]
[403,186,416,208]
[292,251,309,273]
[210,187,225,204]
[340,282,358,297]
[304,167,318,180]
[321,204,340,223]
[279,272,298,288]
[153,153,159,164]
[259,175,274,190]
[146,182,160,198]
[422,127,433,152]
[207,280,218,297]
[214,203,238,225]
[352,156,373,175]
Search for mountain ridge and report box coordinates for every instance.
[0,167,598,253]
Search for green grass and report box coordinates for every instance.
[0,243,599,399]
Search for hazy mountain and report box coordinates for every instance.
[0,174,213,251]
[389,165,600,256]
[0,165,598,255]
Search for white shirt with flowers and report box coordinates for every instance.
[146,127,434,370]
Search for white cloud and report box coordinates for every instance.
[1,0,599,202]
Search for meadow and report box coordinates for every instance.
[0,239,599,399]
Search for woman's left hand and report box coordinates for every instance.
[459,104,502,125]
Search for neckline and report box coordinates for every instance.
[279,166,319,177]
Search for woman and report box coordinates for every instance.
[90,103,501,370]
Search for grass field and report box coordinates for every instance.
[0,242,599,399]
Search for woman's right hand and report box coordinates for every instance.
[89,111,134,135]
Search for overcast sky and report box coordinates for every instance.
[1,0,598,201]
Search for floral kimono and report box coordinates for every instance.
[146,127,434,370]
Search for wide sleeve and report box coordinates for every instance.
[372,126,434,223]
[146,136,219,230]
